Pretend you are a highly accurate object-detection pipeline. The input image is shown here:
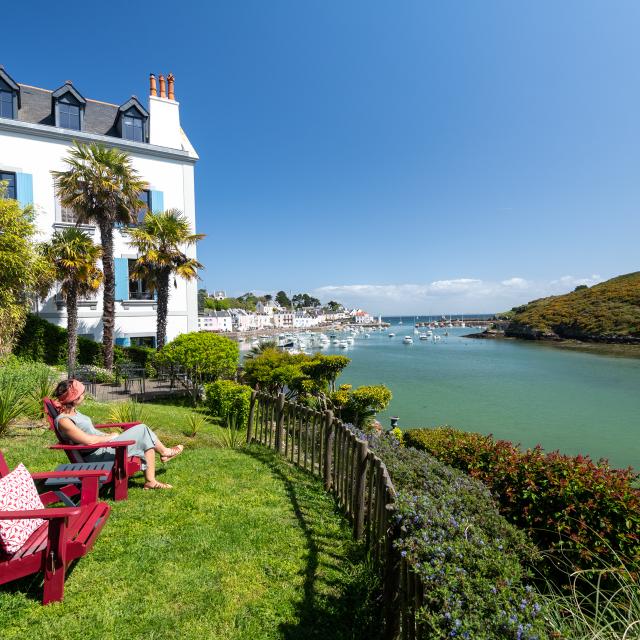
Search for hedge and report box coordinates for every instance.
[404,427,640,575]
[366,435,549,639]
[204,380,252,428]
[13,314,155,371]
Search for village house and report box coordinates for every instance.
[0,66,199,346]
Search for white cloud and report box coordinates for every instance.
[500,277,530,288]
[312,274,605,315]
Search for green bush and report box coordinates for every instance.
[365,434,549,639]
[156,332,239,404]
[404,427,640,576]
[204,380,252,428]
[13,314,67,364]
[78,336,103,365]
[0,358,57,428]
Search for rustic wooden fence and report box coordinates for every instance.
[246,390,425,640]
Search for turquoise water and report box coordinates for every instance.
[324,322,640,469]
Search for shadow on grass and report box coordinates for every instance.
[244,446,383,640]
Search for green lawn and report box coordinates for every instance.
[0,400,380,640]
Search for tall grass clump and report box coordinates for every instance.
[0,357,58,430]
[542,560,640,639]
[214,414,245,449]
[183,412,209,438]
[108,398,149,424]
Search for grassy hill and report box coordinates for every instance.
[505,272,640,342]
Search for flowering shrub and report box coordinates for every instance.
[74,365,115,384]
[404,428,640,574]
[367,436,549,639]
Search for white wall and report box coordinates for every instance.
[0,120,199,344]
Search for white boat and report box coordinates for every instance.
[388,333,395,338]
[338,340,349,349]
[419,333,429,340]
[402,335,413,344]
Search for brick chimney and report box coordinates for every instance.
[158,74,166,98]
[149,73,157,97]
[167,73,175,100]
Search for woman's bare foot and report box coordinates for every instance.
[144,480,173,490]
[160,444,184,463]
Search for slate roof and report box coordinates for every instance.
[17,84,123,136]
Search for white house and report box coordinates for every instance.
[255,300,282,315]
[350,309,374,324]
[272,311,294,328]
[0,66,199,347]
[198,311,233,333]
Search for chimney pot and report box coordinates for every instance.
[149,73,157,97]
[167,73,175,100]
[158,74,166,99]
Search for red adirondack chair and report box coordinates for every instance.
[43,398,142,501]
[0,450,110,604]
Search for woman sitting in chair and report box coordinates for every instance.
[52,379,183,490]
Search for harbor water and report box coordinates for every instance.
[319,319,640,470]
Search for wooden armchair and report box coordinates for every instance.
[43,398,142,501]
[0,451,110,604]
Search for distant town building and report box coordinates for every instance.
[198,310,233,332]
[209,290,226,301]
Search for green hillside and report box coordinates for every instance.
[505,272,640,341]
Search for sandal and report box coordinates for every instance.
[144,480,173,490]
[160,444,184,463]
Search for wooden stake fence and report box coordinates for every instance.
[248,390,424,640]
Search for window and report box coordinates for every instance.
[0,171,16,200]
[123,114,144,141]
[59,203,78,223]
[0,90,14,119]
[135,190,151,224]
[128,259,153,300]
[58,97,81,130]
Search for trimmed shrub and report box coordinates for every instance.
[204,380,251,428]
[366,435,549,639]
[404,427,640,575]
[13,314,66,364]
[78,336,103,365]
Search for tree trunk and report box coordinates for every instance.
[100,222,116,371]
[66,283,79,375]
[156,268,171,350]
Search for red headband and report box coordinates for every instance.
[52,379,86,411]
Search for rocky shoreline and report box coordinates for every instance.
[463,328,640,358]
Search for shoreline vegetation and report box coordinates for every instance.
[464,271,640,358]
[464,329,640,359]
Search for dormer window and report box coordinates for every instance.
[52,82,86,131]
[123,112,144,141]
[117,97,149,143]
[0,67,20,119]
[0,90,13,118]
[58,96,81,129]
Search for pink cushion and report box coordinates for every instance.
[0,463,46,556]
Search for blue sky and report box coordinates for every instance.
[3,1,639,313]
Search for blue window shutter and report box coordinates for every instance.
[16,173,33,208]
[150,190,163,213]
[115,258,130,300]
[115,337,131,347]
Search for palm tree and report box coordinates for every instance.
[52,142,147,370]
[243,340,278,360]
[125,209,204,349]
[41,228,102,372]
